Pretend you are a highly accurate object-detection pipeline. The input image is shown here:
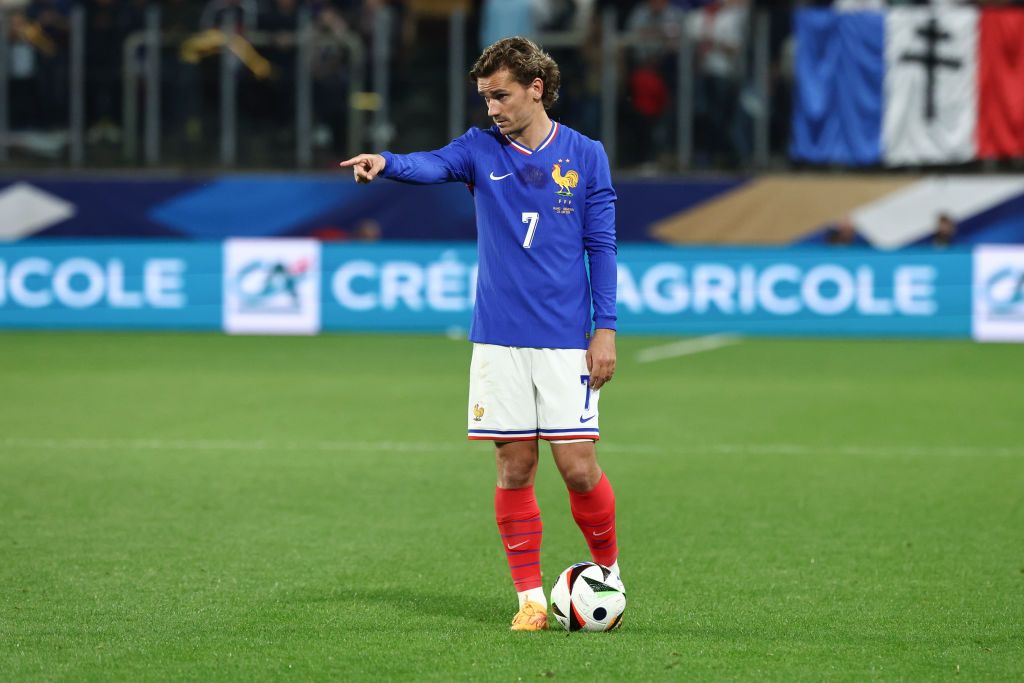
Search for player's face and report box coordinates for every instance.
[477,69,544,138]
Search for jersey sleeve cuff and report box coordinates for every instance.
[593,317,617,331]
[379,151,395,178]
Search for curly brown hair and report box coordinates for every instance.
[469,37,561,110]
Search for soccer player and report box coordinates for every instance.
[340,37,620,632]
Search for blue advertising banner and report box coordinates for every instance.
[0,241,979,338]
[616,246,971,338]
[2,176,741,243]
[319,244,972,338]
[0,242,221,329]
[321,243,477,334]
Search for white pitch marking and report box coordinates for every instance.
[3,437,1021,458]
[702,443,1024,458]
[0,436,453,454]
[635,334,741,364]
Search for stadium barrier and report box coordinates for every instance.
[1,241,1022,342]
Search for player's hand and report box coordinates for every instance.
[586,329,616,391]
[339,153,386,183]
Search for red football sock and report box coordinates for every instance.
[495,485,543,592]
[568,473,618,567]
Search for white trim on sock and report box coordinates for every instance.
[518,587,546,609]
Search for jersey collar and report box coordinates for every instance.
[505,121,559,156]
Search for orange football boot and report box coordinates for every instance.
[510,601,548,631]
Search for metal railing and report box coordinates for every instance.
[121,6,366,168]
[0,5,87,166]
[0,11,8,165]
[0,5,774,172]
[444,8,771,172]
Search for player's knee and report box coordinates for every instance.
[498,459,536,488]
[561,462,601,493]
[496,441,539,488]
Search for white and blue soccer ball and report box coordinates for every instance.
[550,562,626,632]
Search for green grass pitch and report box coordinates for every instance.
[1,332,1022,681]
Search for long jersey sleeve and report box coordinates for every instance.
[379,135,473,185]
[379,123,618,349]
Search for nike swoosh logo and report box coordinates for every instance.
[489,172,513,180]
[592,527,613,537]
[507,540,528,550]
[579,415,595,423]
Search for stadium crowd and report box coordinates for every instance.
[3,0,1023,169]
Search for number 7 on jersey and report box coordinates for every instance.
[521,212,540,249]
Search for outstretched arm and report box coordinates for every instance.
[339,131,476,185]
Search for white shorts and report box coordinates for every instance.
[467,343,600,442]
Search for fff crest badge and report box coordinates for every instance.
[552,160,579,215]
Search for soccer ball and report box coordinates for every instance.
[549,562,626,632]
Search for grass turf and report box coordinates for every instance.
[1,332,1021,681]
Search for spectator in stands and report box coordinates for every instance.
[932,213,957,248]
[7,4,43,131]
[625,0,685,169]
[565,2,604,139]
[309,1,360,156]
[627,0,685,66]
[314,2,354,44]
[311,218,382,242]
[755,0,795,162]
[538,0,590,137]
[356,0,409,147]
[353,218,382,241]
[479,0,539,49]
[15,0,71,134]
[160,0,204,151]
[539,0,581,33]
[825,217,858,247]
[260,0,301,129]
[688,0,748,168]
[354,0,407,54]
[84,0,137,146]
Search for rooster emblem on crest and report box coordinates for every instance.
[472,403,485,422]
[551,162,579,197]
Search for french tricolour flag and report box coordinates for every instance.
[791,8,1024,166]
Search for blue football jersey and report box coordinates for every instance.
[380,121,617,349]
